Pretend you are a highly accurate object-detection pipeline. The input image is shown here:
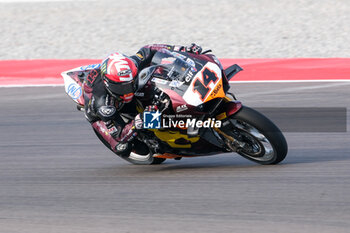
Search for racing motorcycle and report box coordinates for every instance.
[62,49,288,165]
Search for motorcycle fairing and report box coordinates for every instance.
[182,61,225,106]
[62,64,100,106]
[147,51,227,113]
[149,129,200,148]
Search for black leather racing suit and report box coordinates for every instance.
[83,44,190,154]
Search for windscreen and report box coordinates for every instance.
[151,50,193,82]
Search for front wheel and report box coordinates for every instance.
[226,106,288,165]
[122,140,166,165]
[93,129,166,165]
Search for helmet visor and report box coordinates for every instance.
[105,79,135,96]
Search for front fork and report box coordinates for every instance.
[213,100,243,152]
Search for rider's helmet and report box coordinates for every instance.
[100,52,138,103]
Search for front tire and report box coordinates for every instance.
[93,129,166,165]
[122,140,166,165]
[228,106,288,165]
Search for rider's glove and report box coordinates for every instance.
[186,43,202,54]
[134,114,143,130]
[144,105,158,112]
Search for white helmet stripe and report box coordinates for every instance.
[107,60,114,74]
[119,76,133,81]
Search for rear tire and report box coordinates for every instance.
[228,106,288,165]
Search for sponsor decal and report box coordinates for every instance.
[136,53,144,60]
[90,97,95,112]
[173,45,183,51]
[210,83,222,98]
[118,69,132,77]
[169,80,184,88]
[143,111,161,129]
[152,77,168,85]
[170,52,197,72]
[87,69,99,86]
[107,125,118,135]
[222,120,230,127]
[98,106,116,117]
[186,58,196,68]
[176,104,188,113]
[167,66,175,78]
[106,53,134,81]
[134,92,145,97]
[151,44,170,50]
[116,143,128,151]
[80,64,101,71]
[67,83,82,100]
[161,57,176,65]
[95,121,109,136]
[184,70,194,82]
[100,60,108,74]
[171,52,187,60]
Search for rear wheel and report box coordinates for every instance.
[225,106,288,165]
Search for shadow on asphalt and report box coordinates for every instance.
[85,147,350,178]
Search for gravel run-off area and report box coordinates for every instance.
[0,0,349,60]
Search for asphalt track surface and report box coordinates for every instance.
[1,0,349,232]
[0,82,349,233]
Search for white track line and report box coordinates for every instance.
[229,79,350,83]
[0,84,64,88]
[0,79,349,88]
[236,82,350,98]
[0,0,94,2]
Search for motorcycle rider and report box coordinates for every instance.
[83,43,203,156]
